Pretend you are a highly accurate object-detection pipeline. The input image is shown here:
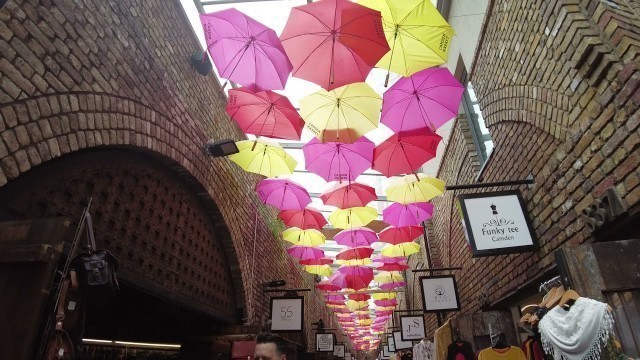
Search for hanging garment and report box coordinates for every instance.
[434,320,452,360]
[414,340,436,360]
[522,336,547,360]
[538,297,614,360]
[446,340,474,360]
[477,347,526,360]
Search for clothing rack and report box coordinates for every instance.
[539,275,562,292]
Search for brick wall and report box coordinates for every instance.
[0,0,334,347]
[426,0,640,333]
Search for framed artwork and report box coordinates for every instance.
[387,336,395,352]
[393,331,413,350]
[316,333,335,352]
[400,315,426,341]
[419,275,461,312]
[333,344,345,358]
[270,296,304,331]
[382,345,392,357]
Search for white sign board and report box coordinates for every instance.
[316,333,335,352]
[420,276,461,312]
[333,344,345,358]
[382,345,392,357]
[393,331,413,350]
[400,315,426,341]
[387,336,395,352]
[458,191,537,257]
[345,353,352,360]
[270,297,303,331]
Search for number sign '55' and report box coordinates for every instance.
[270,297,304,331]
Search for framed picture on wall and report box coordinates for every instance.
[419,275,461,312]
[382,345,392,357]
[270,296,304,331]
[393,331,413,350]
[333,344,345,358]
[400,315,426,341]
[387,336,395,352]
[316,333,335,352]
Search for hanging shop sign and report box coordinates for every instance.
[393,331,413,350]
[400,315,426,341]
[333,344,345,358]
[457,190,538,257]
[316,333,335,352]
[387,336,395,352]
[270,296,304,332]
[419,275,461,312]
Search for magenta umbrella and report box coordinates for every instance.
[381,67,464,132]
[372,128,442,177]
[380,281,406,290]
[200,9,292,91]
[286,245,325,260]
[320,182,377,208]
[374,299,398,307]
[256,178,311,210]
[303,137,374,182]
[227,88,304,140]
[333,227,378,247]
[330,267,373,290]
[372,254,408,264]
[382,202,434,227]
[325,295,346,304]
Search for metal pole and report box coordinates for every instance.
[412,267,463,273]
[445,179,534,190]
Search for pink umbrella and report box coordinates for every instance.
[325,295,345,304]
[379,226,424,244]
[256,179,311,210]
[380,281,407,290]
[336,246,374,261]
[382,202,434,227]
[372,128,442,177]
[286,245,325,260]
[333,227,378,247]
[382,67,464,132]
[374,299,398,307]
[299,257,333,266]
[320,182,377,208]
[227,88,304,140]
[317,280,341,292]
[372,254,408,264]
[377,262,409,271]
[278,208,327,230]
[330,267,373,290]
[200,9,292,91]
[303,137,374,182]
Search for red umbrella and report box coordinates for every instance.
[280,0,389,90]
[336,246,374,261]
[373,128,442,177]
[377,262,409,271]
[278,208,327,230]
[286,245,325,260]
[379,226,424,244]
[299,257,333,266]
[348,294,371,301]
[317,280,341,292]
[331,267,374,290]
[320,182,378,208]
[227,88,304,140]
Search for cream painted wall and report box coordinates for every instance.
[445,0,490,74]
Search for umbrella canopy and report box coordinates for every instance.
[303,137,374,182]
[346,300,369,311]
[300,257,334,265]
[300,83,382,143]
[372,128,442,176]
[333,227,379,247]
[385,173,446,204]
[373,299,398,307]
[335,258,373,266]
[227,88,304,140]
[336,246,374,261]
[230,139,297,177]
[317,280,341,292]
[325,295,346,303]
[320,182,377,208]
[256,178,311,210]
[377,262,410,271]
[331,266,374,290]
[304,264,333,277]
[280,0,389,90]
[381,242,421,257]
[378,225,424,244]
[282,228,326,246]
[374,271,403,284]
[200,9,292,91]
[372,292,396,300]
[348,294,371,301]
[372,254,408,264]
[278,208,327,230]
[286,245,325,260]
[382,202,434,227]
[382,67,464,132]
[329,207,378,229]
[358,0,453,81]
[380,281,406,290]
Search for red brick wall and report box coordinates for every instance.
[426,0,640,332]
[0,0,334,347]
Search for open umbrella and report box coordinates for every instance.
[300,257,333,266]
[333,227,378,247]
[381,242,421,257]
[374,271,403,284]
[280,0,389,90]
[287,245,325,260]
[358,0,453,85]
[304,264,333,277]
[320,182,377,208]
[385,173,446,204]
[377,262,410,271]
[278,208,327,230]
[382,202,434,227]
[382,67,464,132]
[256,178,311,210]
[373,299,398,307]
[329,207,378,229]
[348,294,371,301]
[282,228,326,246]
[378,226,423,244]
[300,83,382,143]
[325,295,346,304]
[346,300,369,311]
[331,266,374,290]
[372,292,396,300]
[227,88,303,140]
[230,139,297,177]
[380,280,406,290]
[336,246,374,261]
[303,137,374,182]
[335,258,373,266]
[200,9,292,91]
[372,254,408,264]
[372,128,442,176]
[317,280,341,292]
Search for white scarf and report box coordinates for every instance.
[539,297,614,360]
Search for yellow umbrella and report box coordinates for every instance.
[358,0,454,84]
[376,306,396,311]
[229,138,297,177]
[385,173,446,204]
[346,300,370,311]
[374,271,404,284]
[335,258,373,266]
[357,319,373,325]
[329,207,378,229]
[381,242,421,257]
[353,310,371,315]
[327,303,346,309]
[282,227,326,246]
[372,292,396,300]
[300,83,382,143]
[304,264,333,277]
